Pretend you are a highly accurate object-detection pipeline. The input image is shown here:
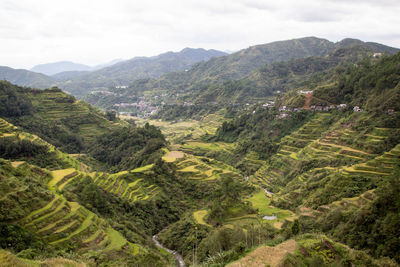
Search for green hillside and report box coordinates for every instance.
[85,37,398,116]
[0,117,181,266]
[60,48,227,96]
[0,81,121,153]
[0,67,55,89]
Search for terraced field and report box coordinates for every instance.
[247,190,294,222]
[0,159,138,261]
[193,210,211,227]
[0,118,84,171]
[253,114,333,189]
[180,141,235,155]
[0,249,86,267]
[19,193,131,253]
[277,148,400,209]
[176,153,242,181]
[342,143,400,177]
[91,165,161,202]
[253,112,400,193]
[133,113,225,143]
[162,149,185,162]
[0,118,18,134]
[227,239,297,267]
[28,91,117,143]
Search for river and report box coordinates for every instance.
[152,235,185,267]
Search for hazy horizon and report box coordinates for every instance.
[1,0,399,69]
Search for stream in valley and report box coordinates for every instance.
[152,235,185,267]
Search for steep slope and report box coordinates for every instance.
[211,51,400,265]
[0,81,122,153]
[0,66,55,89]
[0,118,176,266]
[60,48,227,96]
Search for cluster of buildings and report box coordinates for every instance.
[113,100,158,118]
[90,90,117,96]
[275,103,367,119]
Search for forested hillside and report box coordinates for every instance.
[60,48,227,96]
[0,66,55,89]
[87,37,398,119]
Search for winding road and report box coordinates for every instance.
[152,235,185,267]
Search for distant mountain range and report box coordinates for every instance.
[0,38,398,99]
[60,48,227,95]
[0,48,227,95]
[30,59,123,76]
[95,37,398,108]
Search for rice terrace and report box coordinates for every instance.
[1,3,400,265]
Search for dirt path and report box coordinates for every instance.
[303,93,312,110]
[227,239,297,267]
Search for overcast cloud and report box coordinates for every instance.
[0,0,399,69]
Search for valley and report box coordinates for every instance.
[0,38,399,266]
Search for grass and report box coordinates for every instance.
[226,239,297,267]
[105,227,128,251]
[162,150,185,162]
[49,168,77,189]
[247,190,293,221]
[193,210,211,226]
[0,249,87,267]
[11,161,25,168]
[0,249,37,267]
[131,164,154,173]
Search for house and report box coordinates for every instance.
[315,106,323,111]
[353,106,362,112]
[279,106,287,112]
[329,105,336,110]
[387,109,395,115]
[373,52,383,58]
[323,106,330,111]
[299,90,313,94]
[338,104,347,110]
[277,113,289,119]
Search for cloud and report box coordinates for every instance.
[0,0,399,69]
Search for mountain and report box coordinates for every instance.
[31,59,124,77]
[31,61,93,76]
[116,37,398,100]
[124,37,336,94]
[92,58,124,70]
[91,38,398,116]
[0,66,55,88]
[336,38,400,54]
[51,70,90,81]
[60,48,227,96]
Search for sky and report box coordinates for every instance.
[1,0,399,69]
